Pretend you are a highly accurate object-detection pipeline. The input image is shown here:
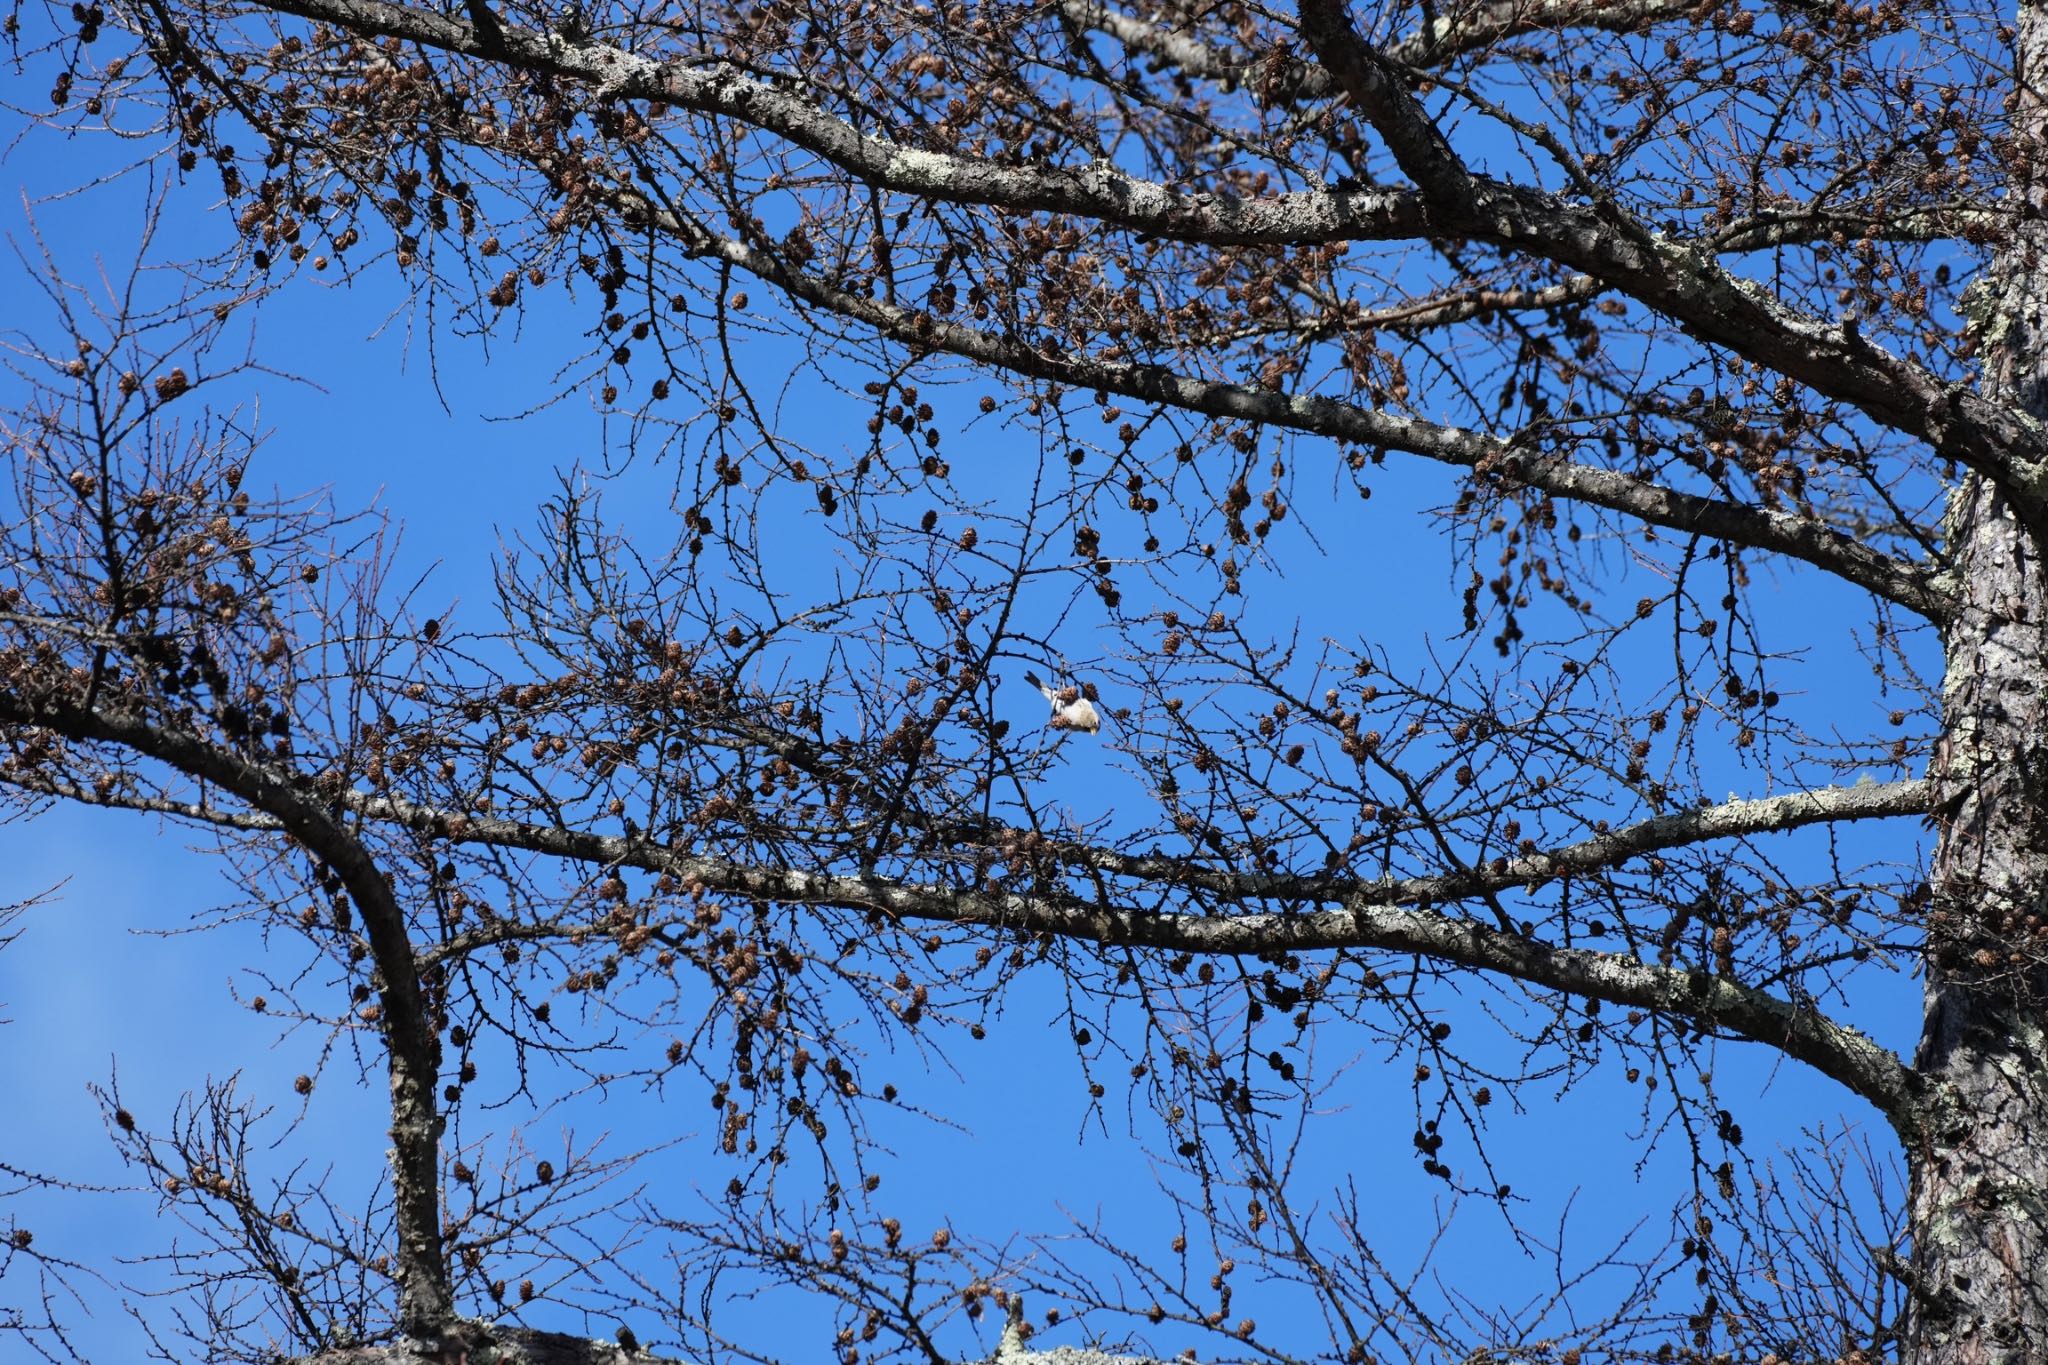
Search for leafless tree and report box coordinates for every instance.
[0,0,2039,1358]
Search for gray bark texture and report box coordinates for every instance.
[1907,9,2048,1358]
[1910,480,2048,1361]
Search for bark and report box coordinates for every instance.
[1910,485,2048,1363]
[1907,12,2048,1358]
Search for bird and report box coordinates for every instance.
[1023,670,1101,735]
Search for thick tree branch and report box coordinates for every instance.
[297,1323,682,1363]
[250,0,1425,245]
[1292,0,2048,524]
[0,684,455,1336]
[1715,202,2008,253]
[1296,0,1477,199]
[1060,0,1334,101]
[1383,0,1705,63]
[308,780,1922,1133]
[194,0,2038,512]
[1073,779,1937,903]
[20,763,1931,914]
[291,1321,1144,1364]
[589,189,1947,618]
[1064,0,1702,96]
[236,0,2036,533]
[0,668,1925,1133]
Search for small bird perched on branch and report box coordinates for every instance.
[1024,671,1102,734]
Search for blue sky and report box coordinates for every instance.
[0,88,1935,1364]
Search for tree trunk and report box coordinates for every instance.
[1908,27,2048,1344]
[1912,473,2048,1360]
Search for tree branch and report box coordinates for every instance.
[314,780,1924,1133]
[0,682,455,1336]
[185,0,2036,516]
[1384,0,1726,64]
[1292,0,2048,524]
[248,0,1426,244]
[585,184,1950,619]
[1064,0,1704,96]
[0,662,1925,1130]
[191,0,2014,560]
[289,1320,1158,1364]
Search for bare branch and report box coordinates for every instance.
[596,193,1948,618]
[1292,0,2048,520]
[308,780,1922,1132]
[154,0,2032,522]
[0,678,454,1334]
